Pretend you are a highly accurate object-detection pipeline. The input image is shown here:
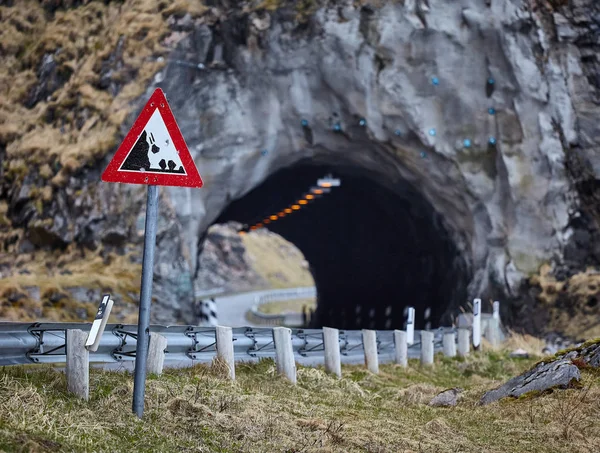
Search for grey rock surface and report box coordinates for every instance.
[480,358,581,405]
[142,0,600,321]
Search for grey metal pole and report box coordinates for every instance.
[132,185,159,419]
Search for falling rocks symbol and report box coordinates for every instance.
[102,87,203,188]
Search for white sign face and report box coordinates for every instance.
[119,110,186,175]
[472,298,482,348]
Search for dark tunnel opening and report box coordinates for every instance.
[213,160,469,330]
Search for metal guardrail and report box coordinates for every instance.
[0,322,456,368]
[249,287,316,326]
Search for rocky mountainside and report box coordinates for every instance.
[0,0,599,335]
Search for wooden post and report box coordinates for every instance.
[492,301,500,321]
[420,331,434,366]
[322,327,342,378]
[443,332,456,357]
[273,327,296,384]
[394,330,408,367]
[486,317,500,349]
[216,326,235,380]
[457,328,470,357]
[362,329,379,374]
[66,329,89,400]
[472,298,482,351]
[147,333,168,375]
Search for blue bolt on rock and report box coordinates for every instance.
[488,107,496,115]
[489,137,497,145]
[301,119,308,127]
[261,149,268,156]
[359,118,366,126]
[429,128,436,136]
[420,151,427,158]
[488,77,495,85]
[395,129,402,136]
[333,123,341,131]
[464,139,472,148]
[431,77,439,86]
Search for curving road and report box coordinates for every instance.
[199,287,315,327]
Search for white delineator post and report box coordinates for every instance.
[394,330,408,367]
[362,329,379,374]
[443,332,457,358]
[215,326,235,380]
[472,298,482,351]
[273,327,296,384]
[146,333,168,375]
[458,328,470,357]
[420,331,434,366]
[406,307,415,345]
[323,327,342,378]
[66,329,89,400]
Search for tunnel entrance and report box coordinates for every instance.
[212,159,469,330]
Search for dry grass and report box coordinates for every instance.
[0,246,141,323]
[529,264,600,339]
[242,230,314,289]
[0,349,599,452]
[257,297,316,314]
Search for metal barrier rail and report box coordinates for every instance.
[0,322,455,368]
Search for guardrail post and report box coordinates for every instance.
[394,330,408,367]
[147,333,168,375]
[486,317,501,349]
[216,326,235,380]
[273,327,296,384]
[66,329,89,400]
[322,327,342,378]
[457,328,470,357]
[420,331,434,366]
[362,329,379,374]
[442,332,456,358]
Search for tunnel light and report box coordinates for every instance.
[311,188,325,195]
[277,212,286,217]
[264,219,271,224]
[284,208,292,214]
[269,215,278,221]
[250,226,258,230]
[292,205,300,210]
[317,174,340,188]
[298,200,308,205]
[305,194,315,200]
[256,223,263,228]
[238,231,246,235]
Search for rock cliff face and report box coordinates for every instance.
[1,0,599,334]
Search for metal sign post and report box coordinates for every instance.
[101,88,203,419]
[132,185,159,418]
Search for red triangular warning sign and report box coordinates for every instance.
[102,88,203,188]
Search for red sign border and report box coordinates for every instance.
[101,88,203,188]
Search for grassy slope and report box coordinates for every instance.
[1,350,599,452]
[241,230,314,289]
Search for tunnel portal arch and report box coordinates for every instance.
[211,158,470,330]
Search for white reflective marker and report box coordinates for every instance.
[406,307,415,345]
[85,295,114,352]
[472,298,481,349]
